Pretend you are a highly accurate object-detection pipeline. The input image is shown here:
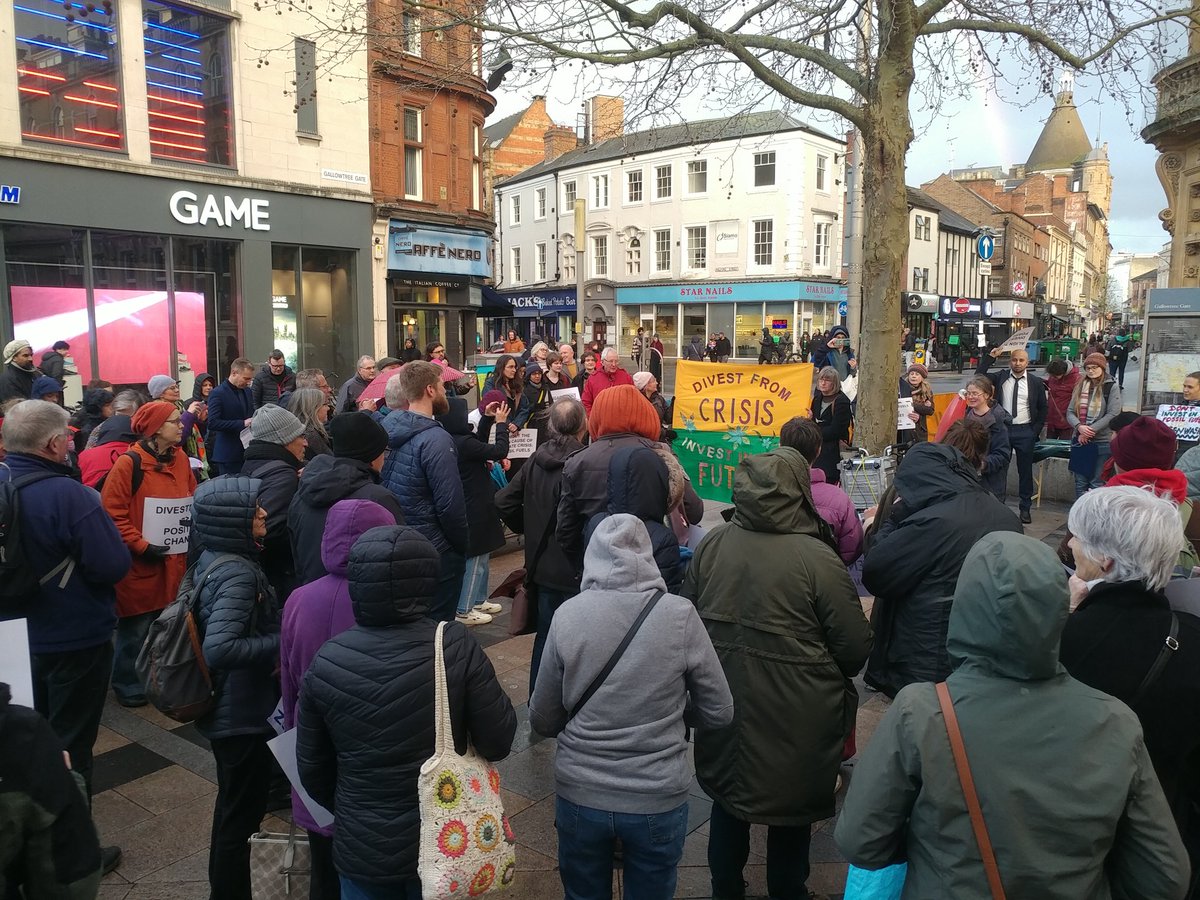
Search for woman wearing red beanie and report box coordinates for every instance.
[100,400,197,707]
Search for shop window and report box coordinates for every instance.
[707,305,734,351]
[765,302,792,344]
[816,154,828,191]
[754,152,776,187]
[294,38,318,136]
[653,228,672,273]
[686,226,707,270]
[627,170,643,203]
[403,107,423,199]
[734,303,762,357]
[619,306,641,350]
[654,165,672,200]
[273,245,356,379]
[687,160,708,195]
[656,307,678,356]
[683,304,706,345]
[16,0,125,152]
[753,220,773,267]
[174,236,240,377]
[142,0,234,166]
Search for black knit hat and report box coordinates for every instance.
[329,411,389,463]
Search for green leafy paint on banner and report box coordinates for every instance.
[674,430,779,503]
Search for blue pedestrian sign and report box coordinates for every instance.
[977,234,995,261]
[837,300,848,318]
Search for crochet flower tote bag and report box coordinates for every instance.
[418,622,516,899]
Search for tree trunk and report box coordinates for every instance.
[853,8,916,455]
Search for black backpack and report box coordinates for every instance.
[0,464,70,611]
[94,451,143,495]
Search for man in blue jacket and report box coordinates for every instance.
[206,358,256,476]
[0,400,131,871]
[380,362,469,622]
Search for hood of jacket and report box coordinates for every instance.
[91,414,137,447]
[606,446,670,522]
[192,373,214,402]
[435,396,472,435]
[1106,467,1189,503]
[243,439,303,469]
[533,435,584,474]
[580,513,668,594]
[1179,446,1200,499]
[947,532,1068,681]
[893,443,985,512]
[383,408,441,450]
[321,499,398,578]
[192,475,263,556]
[295,454,381,509]
[730,447,824,536]
[81,388,113,417]
[347,525,441,626]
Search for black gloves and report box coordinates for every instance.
[143,544,170,560]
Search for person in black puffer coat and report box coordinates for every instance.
[296,525,516,894]
[861,442,1022,698]
[584,445,684,592]
[70,388,114,455]
[240,405,306,603]
[191,476,281,900]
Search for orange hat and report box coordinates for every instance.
[589,384,661,440]
[130,401,176,437]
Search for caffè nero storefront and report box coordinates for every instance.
[0,156,373,397]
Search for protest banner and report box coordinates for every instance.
[493,427,538,459]
[1157,404,1200,442]
[550,386,580,402]
[997,326,1035,354]
[142,496,194,554]
[897,397,915,431]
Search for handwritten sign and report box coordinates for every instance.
[492,427,538,459]
[897,397,915,431]
[142,497,194,554]
[997,326,1035,354]
[1157,404,1200,442]
[550,387,580,402]
[673,361,813,435]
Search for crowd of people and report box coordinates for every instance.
[3,325,1200,900]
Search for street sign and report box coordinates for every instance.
[837,300,848,318]
[978,261,992,276]
[977,234,994,261]
[953,298,971,314]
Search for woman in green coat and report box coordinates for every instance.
[682,447,872,900]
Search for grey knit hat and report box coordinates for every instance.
[251,404,305,445]
[147,375,177,399]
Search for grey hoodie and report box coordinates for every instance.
[529,514,733,814]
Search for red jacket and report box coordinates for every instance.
[1045,366,1082,433]
[101,442,196,617]
[581,366,634,412]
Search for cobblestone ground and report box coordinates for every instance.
[93,499,1072,899]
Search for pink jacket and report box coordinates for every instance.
[810,467,864,565]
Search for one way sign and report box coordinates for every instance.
[976,234,994,261]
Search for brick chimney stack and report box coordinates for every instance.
[544,126,578,163]
[588,95,624,142]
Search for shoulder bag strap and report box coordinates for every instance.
[1130,612,1180,706]
[431,621,452,757]
[569,590,665,721]
[936,682,1007,900]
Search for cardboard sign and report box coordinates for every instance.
[267,728,334,827]
[1157,404,1200,442]
[550,387,580,402]
[492,427,538,459]
[897,397,916,431]
[141,497,194,554]
[998,327,1035,353]
[0,619,33,707]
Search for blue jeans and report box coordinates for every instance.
[458,554,490,615]
[707,801,810,900]
[112,610,156,702]
[430,550,465,622]
[1073,440,1111,498]
[556,796,687,900]
[529,586,570,696]
[338,876,421,900]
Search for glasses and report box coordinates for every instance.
[964,390,985,398]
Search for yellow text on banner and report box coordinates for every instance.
[672,361,813,436]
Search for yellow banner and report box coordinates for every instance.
[672,361,813,437]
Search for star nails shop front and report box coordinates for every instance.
[0,157,373,400]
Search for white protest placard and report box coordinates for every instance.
[550,387,580,402]
[1157,404,1200,442]
[997,326,1035,354]
[142,497,194,554]
[267,698,287,736]
[897,397,916,431]
[0,619,33,707]
[267,728,335,828]
[492,427,538,459]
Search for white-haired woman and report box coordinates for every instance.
[529,341,550,369]
[1061,484,1200,887]
[287,388,332,460]
[807,366,851,486]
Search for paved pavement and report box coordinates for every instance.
[91,497,1073,899]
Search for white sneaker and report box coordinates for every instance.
[456,609,493,626]
[474,600,502,614]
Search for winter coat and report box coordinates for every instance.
[0,454,130,655]
[898,380,935,443]
[494,434,585,593]
[302,426,332,461]
[0,685,101,900]
[861,443,1022,698]
[531,514,733,814]
[810,336,829,369]
[287,454,404,586]
[296,526,516,884]
[648,391,672,442]
[191,476,281,740]
[251,363,296,409]
[1061,579,1200,816]
[205,378,254,466]
[964,404,1012,497]
[69,390,111,455]
[280,499,398,836]
[101,442,196,618]
[39,350,67,387]
[77,416,137,488]
[810,390,851,485]
[0,363,37,404]
[810,467,863,565]
[334,374,372,414]
[380,409,469,555]
[1066,376,1121,444]
[241,441,303,602]
[836,533,1190,900]
[580,367,635,412]
[682,447,872,825]
[1045,364,1082,434]
[1180,446,1200,502]
[480,373,531,428]
[584,446,684,592]
[437,398,509,558]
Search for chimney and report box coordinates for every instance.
[544,126,577,164]
[588,95,624,142]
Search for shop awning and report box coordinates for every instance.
[480,286,512,315]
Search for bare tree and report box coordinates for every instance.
[255,0,1193,451]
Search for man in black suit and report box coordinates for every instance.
[976,346,1047,524]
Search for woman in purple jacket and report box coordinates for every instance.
[779,417,863,565]
[280,498,397,899]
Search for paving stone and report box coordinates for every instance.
[494,739,556,802]
[101,702,218,783]
[509,793,558,858]
[136,848,207,884]
[92,743,173,795]
[122,883,209,899]
[500,786,536,817]
[483,634,536,676]
[97,883,132,900]
[102,793,216,882]
[515,845,559,871]
[94,725,131,755]
[92,788,154,839]
[114,765,215,816]
[497,664,531,707]
[686,794,713,832]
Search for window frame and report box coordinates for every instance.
[592,174,610,209]
[402,5,421,55]
[685,225,708,271]
[592,234,609,278]
[753,151,776,187]
[653,227,672,273]
[686,160,708,196]
[653,165,673,201]
[510,246,522,284]
[563,181,577,207]
[752,219,774,267]
[626,169,644,204]
[814,221,833,268]
[536,242,547,281]
[535,187,546,220]
[403,106,423,200]
[510,194,521,226]
[815,154,829,192]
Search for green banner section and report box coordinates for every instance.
[674,429,780,503]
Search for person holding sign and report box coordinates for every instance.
[975,344,1046,523]
[1067,354,1122,498]
[101,401,196,708]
